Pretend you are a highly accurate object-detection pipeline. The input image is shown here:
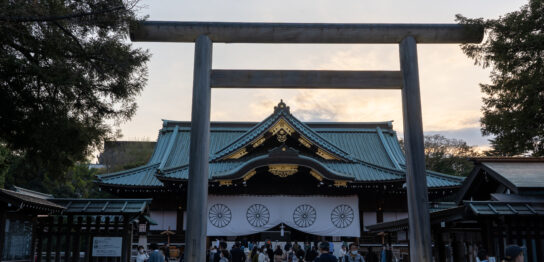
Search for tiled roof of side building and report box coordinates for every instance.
[481,162,544,189]
[97,164,163,187]
[50,198,152,214]
[0,188,65,211]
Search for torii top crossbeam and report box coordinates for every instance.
[130,21,483,44]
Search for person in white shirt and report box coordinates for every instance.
[339,245,347,261]
[136,245,149,262]
[258,247,270,262]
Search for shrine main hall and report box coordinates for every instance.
[96,101,463,248]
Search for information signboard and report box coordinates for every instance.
[92,237,122,257]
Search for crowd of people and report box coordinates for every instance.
[134,241,526,262]
[477,245,525,262]
[136,243,184,262]
[206,241,394,262]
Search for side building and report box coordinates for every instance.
[96,101,464,255]
[368,157,544,261]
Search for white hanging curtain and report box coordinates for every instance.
[206,195,360,237]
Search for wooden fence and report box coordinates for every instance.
[34,215,132,262]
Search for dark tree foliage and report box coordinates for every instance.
[1,143,109,197]
[456,0,544,156]
[400,134,478,177]
[423,135,478,177]
[98,140,155,173]
[0,0,150,181]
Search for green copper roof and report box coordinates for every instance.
[97,101,464,189]
[159,155,406,182]
[50,198,152,214]
[466,201,544,216]
[97,164,163,187]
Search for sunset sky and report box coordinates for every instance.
[118,0,527,151]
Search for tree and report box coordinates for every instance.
[423,135,478,177]
[0,144,13,188]
[456,0,544,156]
[0,1,149,177]
[1,143,109,197]
[98,140,156,173]
[400,134,478,176]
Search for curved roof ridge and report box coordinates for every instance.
[210,101,355,162]
[398,163,465,182]
[210,113,279,159]
[97,163,159,180]
[283,113,352,158]
[349,158,405,176]
[159,151,406,180]
[425,169,465,182]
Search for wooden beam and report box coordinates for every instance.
[211,70,402,89]
[130,21,483,44]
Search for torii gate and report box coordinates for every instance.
[130,21,483,262]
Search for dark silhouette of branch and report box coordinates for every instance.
[0,6,125,22]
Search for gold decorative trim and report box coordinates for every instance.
[222,116,342,161]
[334,180,348,187]
[243,170,257,181]
[270,119,295,136]
[310,170,323,181]
[277,130,287,143]
[298,137,312,148]
[224,148,248,159]
[219,180,232,186]
[252,136,266,148]
[268,164,298,178]
[316,148,339,160]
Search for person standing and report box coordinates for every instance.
[220,250,231,262]
[295,245,305,262]
[477,248,489,262]
[215,242,230,262]
[379,245,391,262]
[314,242,337,262]
[231,242,246,262]
[364,247,377,262]
[385,245,392,262]
[266,244,274,261]
[273,245,283,262]
[338,245,347,262]
[342,244,364,262]
[148,243,165,262]
[504,245,524,262]
[210,246,219,262]
[258,247,270,262]
[305,246,318,262]
[136,245,149,262]
[250,247,259,262]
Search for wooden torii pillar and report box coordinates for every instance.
[130,21,483,262]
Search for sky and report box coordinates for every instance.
[118,0,527,150]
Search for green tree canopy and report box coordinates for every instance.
[423,134,478,177]
[456,0,544,156]
[400,134,478,177]
[0,0,149,178]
